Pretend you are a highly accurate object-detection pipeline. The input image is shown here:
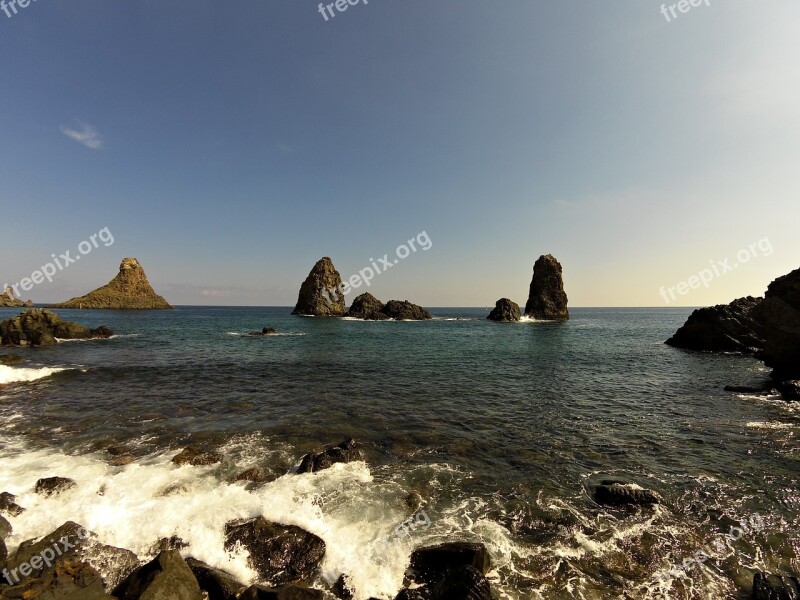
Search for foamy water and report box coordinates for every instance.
[0,365,67,385]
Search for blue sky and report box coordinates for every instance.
[1,0,798,307]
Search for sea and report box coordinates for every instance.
[0,306,797,599]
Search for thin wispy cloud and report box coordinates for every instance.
[60,121,103,149]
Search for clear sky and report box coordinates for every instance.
[1,0,798,307]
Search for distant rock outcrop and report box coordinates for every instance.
[524,255,569,320]
[292,257,346,317]
[346,293,389,320]
[0,308,113,347]
[665,296,765,353]
[382,300,433,321]
[51,258,172,310]
[760,267,800,380]
[0,286,32,307]
[487,298,521,322]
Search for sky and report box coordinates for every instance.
[1,0,798,307]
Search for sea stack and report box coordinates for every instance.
[51,258,173,310]
[524,254,569,320]
[292,257,345,316]
[487,298,521,322]
[0,286,32,308]
[758,267,800,381]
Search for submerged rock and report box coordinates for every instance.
[172,446,223,466]
[297,438,365,474]
[0,492,25,517]
[114,549,202,600]
[0,353,23,365]
[51,257,173,310]
[408,542,490,586]
[760,267,800,381]
[524,255,569,320]
[666,296,765,353]
[248,327,278,336]
[235,467,269,483]
[292,257,346,317]
[35,476,77,497]
[593,480,662,507]
[751,571,800,599]
[0,308,113,347]
[223,517,325,584]
[487,298,521,322]
[346,293,389,320]
[186,557,247,600]
[381,300,432,321]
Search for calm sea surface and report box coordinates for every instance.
[0,307,797,599]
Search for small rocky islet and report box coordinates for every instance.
[486,254,570,323]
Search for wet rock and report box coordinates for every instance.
[524,254,569,320]
[0,354,23,365]
[297,438,365,474]
[760,267,800,381]
[249,327,278,336]
[778,381,800,402]
[106,445,128,457]
[292,257,346,317]
[235,467,269,483]
[148,535,189,555]
[593,480,662,507]
[487,298,521,322]
[333,574,354,599]
[346,293,390,320]
[223,517,325,584]
[0,539,6,564]
[0,558,114,599]
[724,383,776,395]
[114,549,202,600]
[666,296,765,353]
[0,492,24,517]
[0,515,11,539]
[395,589,431,600]
[51,257,173,310]
[239,584,324,599]
[186,557,247,600]
[751,571,800,599]
[381,300,433,321]
[109,454,136,466]
[35,476,77,497]
[0,309,114,347]
[172,446,223,466]
[431,565,492,600]
[408,543,490,586]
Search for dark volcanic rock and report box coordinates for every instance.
[487,298,521,322]
[381,300,432,321]
[223,517,325,584]
[248,327,278,337]
[666,296,765,353]
[0,309,113,347]
[114,550,202,600]
[408,543,490,586]
[778,381,800,402]
[292,257,346,317]
[35,476,77,497]
[761,267,800,381]
[0,353,23,365]
[51,257,173,310]
[186,557,247,600]
[593,480,662,507]
[333,574,354,599]
[0,492,25,517]
[148,535,189,555]
[235,467,269,483]
[297,438,365,474]
[346,293,389,320]
[431,565,492,600]
[395,590,431,600]
[0,286,32,308]
[172,446,223,466]
[0,558,114,599]
[0,515,11,539]
[724,383,775,395]
[751,571,800,599]
[524,255,569,320]
[239,584,325,600]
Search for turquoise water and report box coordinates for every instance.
[0,307,797,599]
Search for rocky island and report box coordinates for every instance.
[0,287,32,308]
[0,309,113,347]
[292,257,346,317]
[345,293,432,320]
[487,254,569,322]
[51,258,173,310]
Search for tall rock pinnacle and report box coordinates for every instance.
[292,257,346,316]
[524,254,569,320]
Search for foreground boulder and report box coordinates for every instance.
[593,480,662,507]
[778,381,800,401]
[297,438,364,474]
[346,293,389,320]
[172,446,223,466]
[0,309,113,347]
[0,558,114,599]
[408,543,490,586]
[0,492,24,517]
[292,257,346,317]
[224,517,325,584]
[114,550,201,600]
[760,267,800,381]
[0,286,32,308]
[382,300,432,321]
[666,296,765,353]
[487,298,521,322]
[51,257,173,310]
[431,565,492,600]
[239,584,324,599]
[751,571,800,599]
[186,557,246,600]
[35,476,77,497]
[524,255,569,320]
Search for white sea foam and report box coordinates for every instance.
[0,365,67,385]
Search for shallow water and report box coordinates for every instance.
[0,307,797,599]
